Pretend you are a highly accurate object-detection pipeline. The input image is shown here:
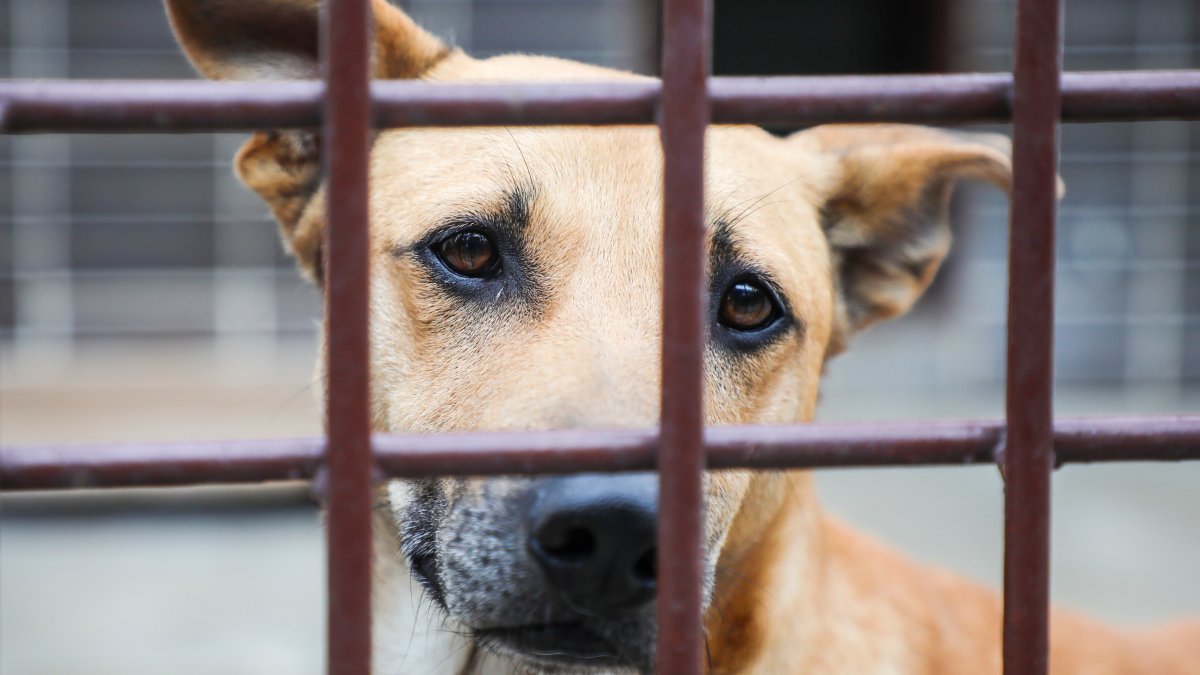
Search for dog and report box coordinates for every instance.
[164,1,1200,672]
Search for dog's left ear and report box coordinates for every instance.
[164,0,448,81]
[790,124,1022,354]
[164,0,450,281]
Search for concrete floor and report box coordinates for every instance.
[2,341,1198,674]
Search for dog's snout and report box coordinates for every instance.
[528,474,657,614]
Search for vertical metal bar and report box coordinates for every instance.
[322,0,374,673]
[1003,1,1063,674]
[656,0,709,672]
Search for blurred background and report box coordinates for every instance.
[1,0,1197,673]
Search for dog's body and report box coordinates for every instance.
[164,1,1200,672]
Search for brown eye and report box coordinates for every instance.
[437,230,498,277]
[719,280,778,331]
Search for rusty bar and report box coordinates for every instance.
[1052,416,1200,463]
[1002,0,1063,673]
[0,438,324,490]
[4,71,1200,134]
[372,80,659,126]
[1060,71,1200,122]
[657,0,709,671]
[0,80,324,132]
[712,71,1200,124]
[4,416,1199,491]
[0,80,655,132]
[322,0,374,673]
[710,73,1013,124]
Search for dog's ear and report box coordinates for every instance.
[164,0,449,280]
[790,124,1021,354]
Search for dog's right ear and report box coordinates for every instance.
[164,0,449,280]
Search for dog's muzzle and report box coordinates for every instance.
[402,473,661,671]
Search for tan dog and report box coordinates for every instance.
[165,1,1200,673]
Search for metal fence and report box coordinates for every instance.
[2,0,1200,674]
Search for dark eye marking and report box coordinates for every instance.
[708,219,800,353]
[393,185,543,315]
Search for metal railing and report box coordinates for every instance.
[2,0,1200,673]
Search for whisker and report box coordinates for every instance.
[505,127,536,189]
[724,175,806,228]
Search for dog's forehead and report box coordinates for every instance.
[367,125,825,253]
[364,50,835,301]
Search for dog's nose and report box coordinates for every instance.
[528,474,657,614]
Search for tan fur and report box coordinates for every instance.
[165,1,1200,672]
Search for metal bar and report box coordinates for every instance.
[321,0,374,673]
[1059,71,1200,121]
[710,73,1013,124]
[371,81,657,126]
[0,438,325,490]
[4,416,1200,491]
[714,71,1200,124]
[0,81,323,132]
[657,0,709,671]
[1002,0,1062,673]
[4,71,1199,133]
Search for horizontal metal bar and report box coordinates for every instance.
[2,71,1197,133]
[1058,71,1200,122]
[711,71,1200,125]
[372,81,658,127]
[2,416,1197,491]
[0,80,656,132]
[0,437,325,490]
[0,81,325,132]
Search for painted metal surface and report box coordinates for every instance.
[1002,1,1063,673]
[5,416,1200,490]
[321,0,374,672]
[656,0,709,671]
[3,71,1198,133]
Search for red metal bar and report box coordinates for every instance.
[372,81,657,126]
[0,438,324,490]
[657,0,709,671]
[1002,0,1063,673]
[1051,416,1200,464]
[4,71,1199,133]
[710,73,1012,124]
[0,81,324,132]
[4,416,1199,491]
[322,0,374,673]
[1058,71,1200,121]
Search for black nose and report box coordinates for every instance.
[528,473,658,614]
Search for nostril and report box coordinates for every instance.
[632,547,656,585]
[539,526,596,562]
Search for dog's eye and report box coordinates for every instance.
[718,279,779,331]
[436,230,499,278]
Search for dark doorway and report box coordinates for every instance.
[713,0,947,76]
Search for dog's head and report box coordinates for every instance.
[167,1,1013,671]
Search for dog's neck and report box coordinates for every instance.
[704,472,830,672]
[703,472,963,674]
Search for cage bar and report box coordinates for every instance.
[656,0,710,671]
[321,0,374,673]
[3,71,1199,134]
[1002,0,1063,672]
[4,416,1200,492]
